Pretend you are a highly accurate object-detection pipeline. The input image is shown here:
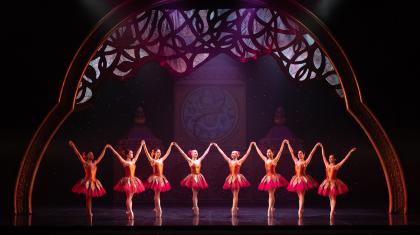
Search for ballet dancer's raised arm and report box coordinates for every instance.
[69,140,85,165]
[238,143,254,164]
[337,147,357,168]
[320,144,328,166]
[213,143,230,162]
[174,142,191,163]
[94,145,109,165]
[273,139,288,164]
[160,142,175,162]
[107,144,129,166]
[305,142,322,165]
[252,142,267,162]
[198,143,214,161]
[143,142,154,163]
[285,139,298,163]
[132,141,144,163]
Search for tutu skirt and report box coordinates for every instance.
[258,174,288,191]
[287,175,318,193]
[144,175,171,192]
[72,178,106,197]
[180,173,208,190]
[223,174,251,190]
[114,176,145,194]
[317,179,349,197]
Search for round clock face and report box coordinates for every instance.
[182,87,238,142]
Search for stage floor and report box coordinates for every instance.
[5,207,418,226]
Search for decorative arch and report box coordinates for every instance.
[14,0,407,215]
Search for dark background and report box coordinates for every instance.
[1,0,419,217]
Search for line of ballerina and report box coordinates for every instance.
[68,139,356,221]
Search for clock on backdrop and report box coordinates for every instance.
[174,54,246,148]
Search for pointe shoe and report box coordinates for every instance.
[192,207,199,216]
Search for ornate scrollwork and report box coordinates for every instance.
[76,8,341,105]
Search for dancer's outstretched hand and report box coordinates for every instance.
[350,147,357,153]
[68,140,74,146]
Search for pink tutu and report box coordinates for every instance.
[287,175,318,193]
[317,179,349,197]
[72,178,106,197]
[223,174,251,190]
[258,174,288,191]
[114,176,145,194]
[144,175,171,192]
[180,173,208,190]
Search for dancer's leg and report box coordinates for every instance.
[232,189,239,216]
[86,196,92,217]
[126,191,134,219]
[154,190,162,217]
[267,190,273,217]
[329,195,336,219]
[192,189,199,215]
[271,189,276,216]
[298,191,305,218]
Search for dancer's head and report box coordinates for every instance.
[267,149,274,159]
[152,149,161,159]
[231,151,240,160]
[188,149,198,160]
[125,149,134,160]
[298,150,305,160]
[329,154,336,164]
[86,151,94,161]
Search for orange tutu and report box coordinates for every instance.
[287,175,318,193]
[223,174,251,190]
[180,173,208,190]
[72,178,106,197]
[114,177,145,194]
[317,178,349,197]
[144,175,171,192]
[258,174,288,191]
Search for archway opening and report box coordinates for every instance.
[14,1,407,217]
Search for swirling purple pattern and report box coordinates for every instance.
[76,8,341,105]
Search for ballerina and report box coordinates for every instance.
[69,140,108,217]
[174,142,212,216]
[318,144,356,219]
[143,140,175,217]
[213,142,252,216]
[285,140,321,218]
[253,140,289,217]
[107,141,145,220]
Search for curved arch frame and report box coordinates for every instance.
[14,0,407,214]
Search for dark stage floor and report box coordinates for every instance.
[4,207,418,226]
[3,207,420,235]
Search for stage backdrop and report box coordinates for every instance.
[32,54,387,210]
